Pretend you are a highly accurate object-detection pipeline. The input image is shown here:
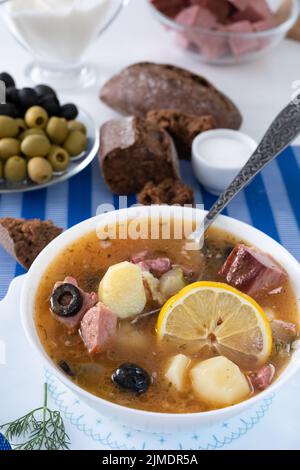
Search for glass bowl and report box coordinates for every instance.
[146,0,299,65]
[1,0,129,90]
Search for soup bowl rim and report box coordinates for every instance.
[20,205,300,425]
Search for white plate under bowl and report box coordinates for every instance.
[20,206,300,433]
[0,107,99,194]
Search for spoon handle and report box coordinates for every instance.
[201,97,300,233]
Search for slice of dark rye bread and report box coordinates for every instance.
[0,218,62,269]
[100,116,180,195]
[138,178,195,206]
[146,110,216,160]
[100,62,242,130]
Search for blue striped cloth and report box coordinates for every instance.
[0,146,299,299]
[0,432,11,450]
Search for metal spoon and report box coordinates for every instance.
[190,95,300,245]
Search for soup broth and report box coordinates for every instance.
[35,220,299,413]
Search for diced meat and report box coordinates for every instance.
[52,277,98,331]
[225,21,260,57]
[199,34,230,60]
[175,5,202,27]
[253,18,277,32]
[231,0,272,22]
[175,5,217,28]
[271,320,297,345]
[218,244,287,299]
[191,0,231,23]
[143,258,172,278]
[248,364,275,391]
[80,302,117,355]
[175,4,222,59]
[228,0,252,11]
[130,251,149,264]
[151,0,187,18]
[131,253,172,278]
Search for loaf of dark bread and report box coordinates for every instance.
[100,116,180,195]
[100,62,242,129]
[138,178,195,206]
[0,218,62,269]
[147,109,216,160]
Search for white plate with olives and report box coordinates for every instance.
[0,108,99,194]
[0,107,99,193]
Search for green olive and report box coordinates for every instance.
[0,138,21,161]
[19,128,46,142]
[47,145,70,172]
[15,118,27,135]
[46,117,68,145]
[67,120,87,135]
[28,157,53,184]
[21,135,51,158]
[4,156,27,182]
[25,106,49,129]
[63,130,87,157]
[0,116,18,139]
[0,161,3,179]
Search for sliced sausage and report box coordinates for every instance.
[130,251,149,264]
[248,364,275,391]
[52,277,98,331]
[80,302,117,355]
[131,253,172,278]
[218,244,287,299]
[142,258,172,278]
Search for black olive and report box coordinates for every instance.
[39,94,60,116]
[35,84,57,99]
[50,283,83,318]
[58,360,75,377]
[111,363,151,394]
[6,87,19,105]
[0,103,16,117]
[18,87,39,110]
[13,106,23,118]
[60,103,78,120]
[0,72,15,89]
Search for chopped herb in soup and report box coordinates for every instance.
[35,219,299,413]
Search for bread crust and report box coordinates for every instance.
[100,62,242,129]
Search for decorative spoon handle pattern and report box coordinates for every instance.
[192,95,300,242]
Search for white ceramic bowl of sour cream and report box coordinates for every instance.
[20,205,300,433]
[192,129,258,196]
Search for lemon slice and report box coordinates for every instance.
[156,281,272,367]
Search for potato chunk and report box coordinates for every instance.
[190,356,251,407]
[159,267,186,300]
[98,261,146,319]
[165,354,191,392]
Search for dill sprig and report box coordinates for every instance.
[0,383,70,450]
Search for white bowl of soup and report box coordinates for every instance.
[20,205,300,432]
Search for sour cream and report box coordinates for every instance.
[192,129,257,196]
[4,0,111,64]
[196,135,254,169]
